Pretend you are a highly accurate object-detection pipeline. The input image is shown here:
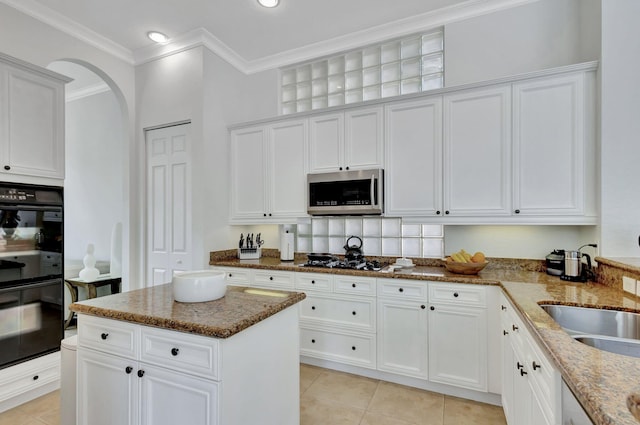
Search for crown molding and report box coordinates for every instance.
[0,0,134,64]
[66,81,111,103]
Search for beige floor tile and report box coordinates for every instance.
[443,396,506,425]
[368,381,444,425]
[300,364,324,394]
[360,411,416,425]
[0,409,33,425]
[304,369,379,409]
[16,391,60,417]
[36,409,60,425]
[301,394,364,425]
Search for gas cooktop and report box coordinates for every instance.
[300,255,383,271]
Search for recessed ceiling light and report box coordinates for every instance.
[147,31,169,44]
[258,0,279,7]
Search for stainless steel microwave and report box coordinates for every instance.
[307,169,383,216]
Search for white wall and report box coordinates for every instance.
[444,0,599,86]
[64,90,124,261]
[599,0,640,257]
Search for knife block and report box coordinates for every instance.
[238,247,261,260]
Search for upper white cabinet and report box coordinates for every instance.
[309,106,383,173]
[443,85,511,217]
[513,71,596,220]
[0,53,69,181]
[230,119,307,223]
[385,98,442,217]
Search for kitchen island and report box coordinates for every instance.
[210,251,640,425]
[69,284,306,425]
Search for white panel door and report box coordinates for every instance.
[385,98,443,216]
[344,106,383,170]
[309,113,343,172]
[229,126,266,219]
[443,86,511,216]
[4,66,64,179]
[146,124,192,286]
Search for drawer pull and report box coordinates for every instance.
[517,362,524,370]
[125,366,133,374]
[520,369,528,376]
[351,346,356,351]
[311,339,316,343]
[398,288,404,293]
[171,348,180,356]
[32,375,39,381]
[352,311,356,316]
[311,280,315,284]
[532,361,541,370]
[228,273,233,277]
[137,370,145,378]
[430,306,435,311]
[311,306,316,310]
[421,305,426,309]
[101,333,109,340]
[503,330,509,336]
[501,305,507,311]
[269,276,274,281]
[512,324,519,331]
[352,283,356,288]
[453,292,459,298]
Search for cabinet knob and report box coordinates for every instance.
[339,167,343,171]
[532,361,541,370]
[228,273,233,277]
[311,280,315,284]
[351,346,356,351]
[512,324,519,331]
[345,166,350,170]
[421,305,426,309]
[125,366,133,374]
[32,375,39,381]
[520,369,528,376]
[430,306,435,311]
[517,361,524,370]
[503,330,509,336]
[311,339,316,343]
[352,311,356,316]
[436,211,441,215]
[171,348,180,356]
[352,283,356,288]
[311,306,316,310]
[101,333,109,340]
[263,213,267,217]
[398,288,404,293]
[137,370,145,378]
[269,276,274,281]
[445,210,450,215]
[3,166,9,171]
[501,305,507,311]
[514,209,520,214]
[269,213,272,216]
[453,292,459,298]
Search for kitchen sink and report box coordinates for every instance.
[540,304,640,358]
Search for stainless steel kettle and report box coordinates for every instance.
[562,243,597,282]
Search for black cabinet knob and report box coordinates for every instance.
[346,166,350,170]
[503,330,509,336]
[520,369,528,376]
[269,213,272,216]
[421,305,426,309]
[311,339,316,343]
[445,210,450,215]
[311,306,316,310]
[311,280,315,284]
[436,211,441,215]
[512,324,519,331]
[269,276,274,281]
[263,213,267,217]
[125,366,133,374]
[515,209,521,214]
[352,311,356,315]
[398,288,404,293]
[352,283,356,288]
[228,274,233,277]
[351,346,356,351]
[32,375,39,381]
[171,348,180,356]
[137,370,145,378]
[517,362,524,369]
[339,167,343,171]
[430,306,435,311]
[532,361,541,370]
[3,165,9,171]
[501,305,507,311]
[453,292,459,298]
[101,333,109,340]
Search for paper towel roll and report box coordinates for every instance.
[280,231,295,261]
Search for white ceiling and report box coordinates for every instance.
[2,0,534,72]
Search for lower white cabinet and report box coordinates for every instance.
[300,326,376,369]
[0,351,60,413]
[428,283,488,391]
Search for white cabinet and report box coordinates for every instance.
[0,55,68,181]
[512,71,596,220]
[385,97,442,216]
[500,294,560,425]
[443,86,511,217]
[230,119,307,223]
[376,278,428,379]
[428,283,488,391]
[309,106,383,173]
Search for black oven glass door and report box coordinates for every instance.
[0,206,63,284]
[309,179,378,207]
[0,279,63,369]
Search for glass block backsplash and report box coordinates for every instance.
[296,217,443,258]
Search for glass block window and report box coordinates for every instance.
[296,217,444,258]
[281,29,444,114]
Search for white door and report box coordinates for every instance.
[146,124,192,286]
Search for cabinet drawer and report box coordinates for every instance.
[141,327,220,380]
[253,270,294,289]
[429,283,486,307]
[334,276,376,296]
[300,327,376,369]
[378,278,428,301]
[295,272,333,292]
[0,352,60,400]
[299,295,375,332]
[78,314,139,358]
[220,267,253,286]
[525,336,560,423]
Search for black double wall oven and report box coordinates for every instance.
[0,183,63,370]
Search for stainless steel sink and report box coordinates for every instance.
[540,304,640,339]
[540,304,640,358]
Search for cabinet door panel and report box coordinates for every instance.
[269,120,307,218]
[513,74,584,215]
[344,107,383,170]
[77,350,137,425]
[140,364,219,425]
[309,113,342,172]
[230,127,266,219]
[5,67,64,178]
[377,299,428,378]
[428,304,487,391]
[444,86,511,216]
[385,98,442,216]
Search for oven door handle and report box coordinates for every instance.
[0,206,62,212]
[0,278,61,292]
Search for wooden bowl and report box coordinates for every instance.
[444,261,489,275]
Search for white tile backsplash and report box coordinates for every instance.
[345,218,363,236]
[423,238,444,258]
[328,218,345,236]
[312,218,328,236]
[363,237,381,256]
[402,238,421,257]
[329,236,346,254]
[312,236,329,253]
[363,218,381,237]
[382,238,402,256]
[402,224,421,237]
[382,218,401,237]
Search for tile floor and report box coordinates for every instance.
[0,364,506,425]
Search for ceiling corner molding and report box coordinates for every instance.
[243,0,540,74]
[66,81,111,103]
[133,28,250,72]
[0,0,134,65]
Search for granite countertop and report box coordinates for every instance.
[69,284,306,339]
[210,255,640,425]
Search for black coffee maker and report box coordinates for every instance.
[548,243,597,282]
